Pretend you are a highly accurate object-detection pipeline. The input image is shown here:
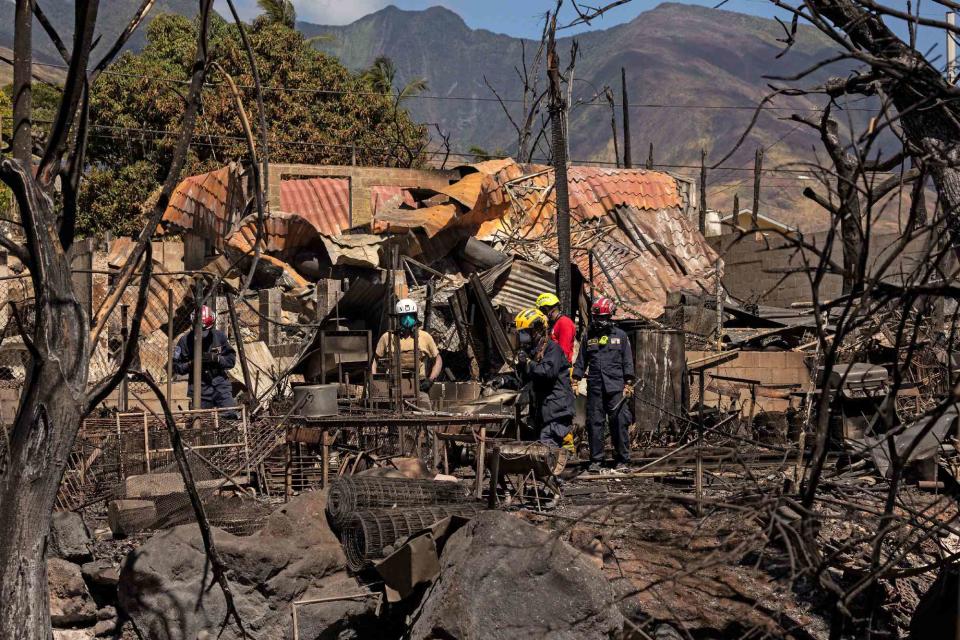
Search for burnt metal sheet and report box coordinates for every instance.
[160,163,246,247]
[436,172,485,210]
[279,177,351,236]
[371,185,416,215]
[319,234,384,269]
[478,258,556,315]
[226,211,325,262]
[373,204,457,239]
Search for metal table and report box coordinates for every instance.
[285,412,509,498]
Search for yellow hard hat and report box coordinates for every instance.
[515,308,547,331]
[536,292,560,309]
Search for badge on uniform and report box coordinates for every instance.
[599,335,609,345]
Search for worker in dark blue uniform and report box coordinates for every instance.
[514,308,575,448]
[173,305,238,418]
[573,297,635,473]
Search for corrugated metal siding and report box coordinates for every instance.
[279,177,351,236]
[479,258,556,315]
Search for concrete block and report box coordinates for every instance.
[107,500,157,538]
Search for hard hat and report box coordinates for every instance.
[515,308,547,331]
[591,297,616,317]
[535,292,560,309]
[197,305,215,329]
[395,298,418,315]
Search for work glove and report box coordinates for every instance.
[419,379,433,393]
[516,350,529,371]
[623,381,635,398]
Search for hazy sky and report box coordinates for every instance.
[214,1,949,66]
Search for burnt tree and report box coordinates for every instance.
[0,0,214,635]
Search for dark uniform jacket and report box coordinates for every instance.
[173,329,237,386]
[573,326,635,392]
[520,340,575,424]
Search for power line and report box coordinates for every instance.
[28,59,882,113]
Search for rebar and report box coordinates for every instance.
[326,476,474,527]
[341,504,483,571]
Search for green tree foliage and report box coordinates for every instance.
[83,13,427,237]
[362,55,428,103]
[256,0,296,28]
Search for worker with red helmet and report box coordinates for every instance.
[573,297,635,473]
[173,305,238,415]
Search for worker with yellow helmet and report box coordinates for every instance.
[514,308,575,447]
[535,292,575,361]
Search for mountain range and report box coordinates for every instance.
[1,1,890,229]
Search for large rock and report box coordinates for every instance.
[409,511,625,640]
[49,511,93,563]
[118,490,374,640]
[48,558,97,627]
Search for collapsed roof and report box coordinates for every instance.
[160,158,719,319]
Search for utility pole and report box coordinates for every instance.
[949,12,957,83]
[646,143,654,170]
[547,11,572,317]
[699,149,708,234]
[732,193,740,229]
[605,87,620,167]
[621,67,632,169]
[752,148,763,228]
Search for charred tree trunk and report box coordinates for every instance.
[0,168,89,638]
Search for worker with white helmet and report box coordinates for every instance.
[371,298,443,400]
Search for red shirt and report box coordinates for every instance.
[550,315,576,362]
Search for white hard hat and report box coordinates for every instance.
[395,298,418,314]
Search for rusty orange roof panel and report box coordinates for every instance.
[373,204,457,238]
[279,177,351,236]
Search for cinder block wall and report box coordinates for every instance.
[686,350,812,414]
[267,164,459,227]
[709,230,934,307]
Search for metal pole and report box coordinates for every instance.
[699,148,707,234]
[166,287,174,403]
[621,67,632,168]
[949,12,957,83]
[715,258,723,351]
[696,369,704,517]
[119,304,129,412]
[192,280,203,410]
[752,148,763,228]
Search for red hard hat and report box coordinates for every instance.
[200,305,215,328]
[591,296,616,316]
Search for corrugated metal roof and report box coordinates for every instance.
[279,177,350,236]
[226,211,323,262]
[160,163,246,248]
[437,172,485,210]
[567,166,682,217]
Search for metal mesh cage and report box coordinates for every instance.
[341,504,483,571]
[326,476,474,527]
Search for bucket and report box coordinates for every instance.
[292,383,339,418]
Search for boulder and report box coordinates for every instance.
[49,511,93,563]
[409,511,625,640]
[48,558,97,627]
[81,560,120,588]
[119,489,373,640]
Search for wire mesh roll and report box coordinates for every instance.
[341,504,482,571]
[327,476,474,527]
